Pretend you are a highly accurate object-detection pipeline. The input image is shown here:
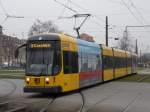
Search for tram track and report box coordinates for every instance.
[81,78,147,112]
[80,90,121,112]
[39,94,59,112]
[0,79,17,100]
[120,93,141,112]
[0,95,57,112]
[34,75,150,112]
[0,76,148,112]
[78,91,85,112]
[78,89,140,112]
[0,100,28,112]
[0,79,29,112]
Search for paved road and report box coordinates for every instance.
[1,79,150,112]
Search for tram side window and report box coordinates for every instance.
[127,58,132,66]
[79,52,101,72]
[114,57,118,68]
[103,56,113,69]
[115,57,121,68]
[121,57,126,68]
[96,55,102,70]
[80,53,88,72]
[114,57,126,68]
[133,57,137,66]
[78,52,82,72]
[63,51,78,74]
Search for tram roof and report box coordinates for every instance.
[28,33,60,41]
[28,33,99,47]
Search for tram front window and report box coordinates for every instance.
[26,41,61,76]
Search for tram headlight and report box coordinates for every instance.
[45,77,50,82]
[26,77,30,82]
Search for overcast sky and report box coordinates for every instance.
[0,0,150,53]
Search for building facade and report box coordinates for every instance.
[0,26,26,67]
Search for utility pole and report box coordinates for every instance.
[106,16,108,46]
[140,50,142,64]
[135,39,138,55]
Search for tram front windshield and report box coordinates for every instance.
[26,41,61,76]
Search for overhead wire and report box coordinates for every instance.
[120,0,150,49]
[57,0,68,19]
[0,0,8,15]
[120,0,144,25]
[0,0,132,38]
[67,0,87,12]
[105,0,149,26]
[0,0,119,32]
[54,0,77,13]
[60,0,126,41]
[129,0,149,25]
[60,0,105,26]
[95,12,129,16]
[0,0,25,25]
[123,0,150,35]
[0,13,59,19]
[67,0,124,28]
[106,0,122,5]
[130,0,150,35]
[56,0,78,25]
[0,0,9,24]
[53,0,106,36]
[119,0,150,52]
[69,0,105,23]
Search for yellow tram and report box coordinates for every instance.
[15,33,137,93]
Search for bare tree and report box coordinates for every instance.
[28,19,60,36]
[118,31,132,51]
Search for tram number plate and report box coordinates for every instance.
[35,78,40,84]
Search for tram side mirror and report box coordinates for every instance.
[15,44,27,58]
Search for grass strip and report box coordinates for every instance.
[117,74,150,83]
